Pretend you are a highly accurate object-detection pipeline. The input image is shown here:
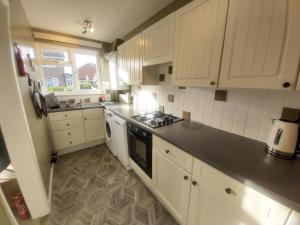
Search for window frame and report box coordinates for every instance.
[35,43,104,95]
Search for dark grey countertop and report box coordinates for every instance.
[47,103,104,113]
[105,104,300,212]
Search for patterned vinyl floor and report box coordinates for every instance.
[44,144,178,225]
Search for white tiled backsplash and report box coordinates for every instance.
[132,63,300,143]
[56,94,111,103]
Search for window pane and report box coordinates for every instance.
[75,53,99,90]
[42,65,74,92]
[42,49,69,62]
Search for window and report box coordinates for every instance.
[36,44,103,95]
[75,52,99,91]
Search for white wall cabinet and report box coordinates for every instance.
[83,108,105,142]
[118,35,141,85]
[286,211,300,225]
[219,0,300,89]
[172,0,228,87]
[153,150,191,225]
[142,13,174,66]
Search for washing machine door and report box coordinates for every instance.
[105,121,112,140]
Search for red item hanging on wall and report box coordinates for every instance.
[12,192,30,220]
[14,43,28,76]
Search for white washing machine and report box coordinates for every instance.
[104,109,116,155]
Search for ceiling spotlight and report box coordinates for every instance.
[82,19,94,34]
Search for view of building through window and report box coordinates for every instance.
[75,53,99,90]
[37,45,101,93]
[43,65,74,92]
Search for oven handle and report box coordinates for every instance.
[128,130,152,142]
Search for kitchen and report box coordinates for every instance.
[0,0,300,225]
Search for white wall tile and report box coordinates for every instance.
[132,63,300,143]
[258,117,273,142]
[211,101,224,128]
[284,91,300,109]
[244,115,263,139]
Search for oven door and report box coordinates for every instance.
[128,130,152,178]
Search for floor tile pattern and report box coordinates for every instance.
[44,145,177,225]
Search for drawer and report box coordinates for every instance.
[48,110,82,121]
[50,118,83,131]
[192,159,291,224]
[52,127,84,140]
[53,135,85,150]
[82,108,103,119]
[153,135,193,173]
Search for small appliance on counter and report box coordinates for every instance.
[266,119,299,159]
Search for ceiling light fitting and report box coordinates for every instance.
[82,19,94,34]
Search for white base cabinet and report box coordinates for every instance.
[153,150,191,225]
[152,135,292,225]
[48,108,105,154]
[83,108,105,142]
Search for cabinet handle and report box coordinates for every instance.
[165,150,170,154]
[210,81,216,86]
[65,114,68,117]
[66,123,70,126]
[184,175,189,180]
[192,180,197,186]
[85,118,87,120]
[225,188,232,195]
[68,132,71,135]
[282,82,291,88]
[69,141,72,144]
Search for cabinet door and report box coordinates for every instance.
[172,0,228,87]
[118,44,129,84]
[188,182,234,225]
[219,0,300,89]
[286,211,300,225]
[84,117,105,142]
[153,150,191,225]
[131,35,142,84]
[188,181,290,225]
[142,13,174,66]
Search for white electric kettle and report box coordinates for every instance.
[266,119,299,159]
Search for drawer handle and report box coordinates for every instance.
[165,150,170,154]
[68,132,71,135]
[225,188,232,195]
[85,118,87,120]
[282,82,290,88]
[69,141,72,144]
[192,180,197,186]
[183,175,189,180]
[66,123,70,126]
[65,114,68,117]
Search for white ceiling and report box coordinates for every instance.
[20,0,174,43]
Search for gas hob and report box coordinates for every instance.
[132,112,183,128]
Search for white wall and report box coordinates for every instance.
[132,63,300,143]
[56,93,111,103]
[0,0,50,219]
[9,0,52,194]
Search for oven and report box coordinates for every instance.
[127,122,152,178]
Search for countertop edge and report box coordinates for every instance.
[106,105,300,212]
